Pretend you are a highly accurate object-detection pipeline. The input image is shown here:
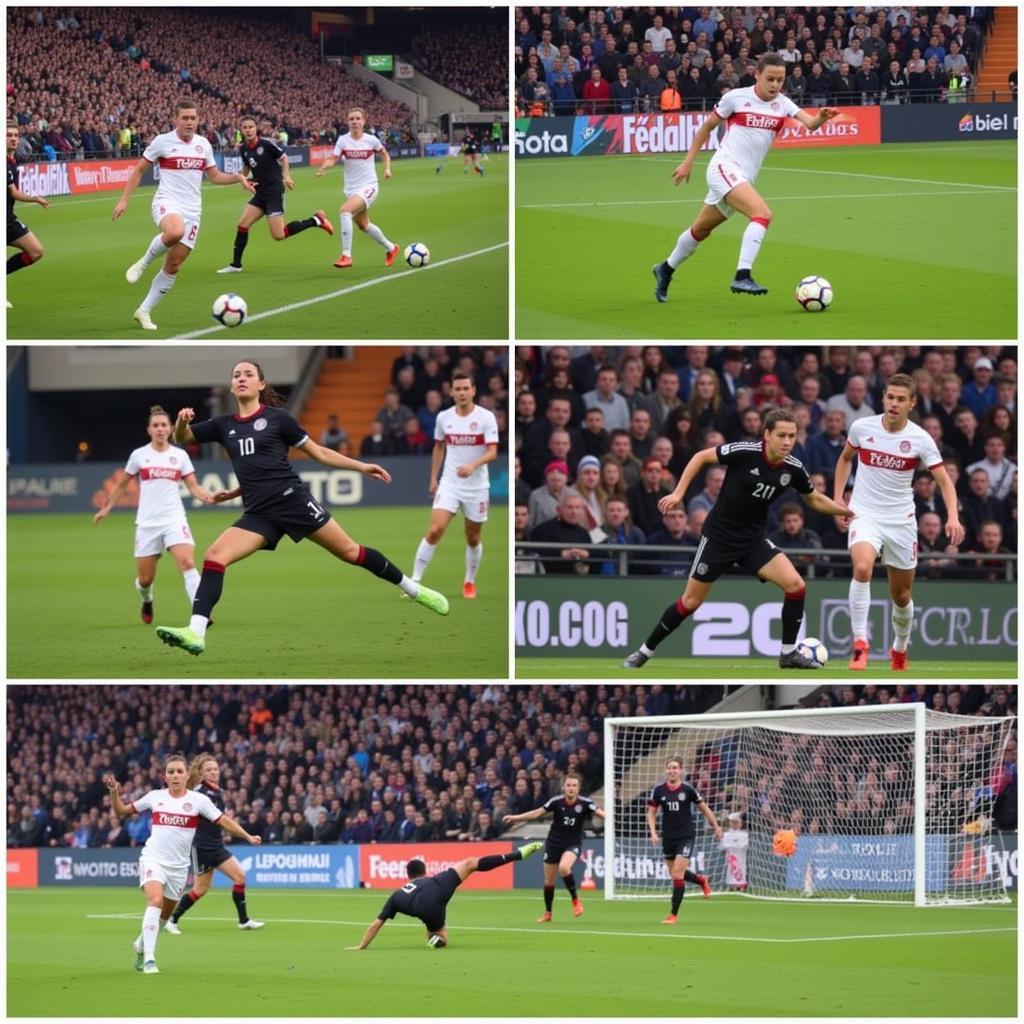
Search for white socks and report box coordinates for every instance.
[667,228,700,269]
[398,575,419,598]
[849,579,871,641]
[141,269,176,312]
[892,599,914,652]
[364,222,394,250]
[737,220,767,271]
[142,905,161,961]
[183,568,200,605]
[412,539,436,583]
[465,543,482,583]
[135,578,153,602]
[189,614,209,638]
[142,233,169,268]
[341,212,353,256]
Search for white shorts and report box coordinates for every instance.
[134,520,194,558]
[703,157,749,218]
[138,854,188,901]
[848,515,918,570]
[151,202,201,250]
[433,483,489,523]
[344,184,379,210]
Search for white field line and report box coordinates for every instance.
[171,242,508,339]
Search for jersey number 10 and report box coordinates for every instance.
[237,437,255,456]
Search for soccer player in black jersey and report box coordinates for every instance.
[164,755,264,934]
[6,122,49,309]
[502,772,605,921]
[461,129,484,176]
[647,756,720,924]
[348,842,543,950]
[154,359,449,656]
[218,116,333,273]
[623,407,853,670]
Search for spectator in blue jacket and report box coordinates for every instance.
[805,409,847,478]
[960,356,998,418]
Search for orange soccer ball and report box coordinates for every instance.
[773,829,798,857]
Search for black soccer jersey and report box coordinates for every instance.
[7,157,17,218]
[647,781,703,841]
[378,876,435,921]
[703,440,813,545]
[194,781,227,850]
[239,136,286,191]
[189,404,309,513]
[543,794,598,846]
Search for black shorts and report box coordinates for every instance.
[233,488,331,550]
[8,215,29,245]
[193,845,233,875]
[415,868,461,931]
[544,841,581,864]
[689,533,781,583]
[662,837,695,860]
[248,189,285,218]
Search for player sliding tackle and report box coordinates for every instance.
[623,407,854,671]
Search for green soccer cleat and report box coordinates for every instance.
[414,585,450,616]
[133,943,144,972]
[156,625,205,655]
[519,841,544,860]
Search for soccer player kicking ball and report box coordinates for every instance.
[652,54,839,301]
[347,843,543,950]
[113,101,255,331]
[622,408,853,671]
[833,373,964,671]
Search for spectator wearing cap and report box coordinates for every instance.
[583,364,630,432]
[527,459,579,530]
[826,375,875,428]
[960,357,998,419]
[528,493,593,574]
[627,457,672,536]
[573,455,605,529]
[967,434,1015,501]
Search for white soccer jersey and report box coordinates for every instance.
[435,404,499,489]
[333,132,385,193]
[123,443,195,528]
[144,130,216,218]
[711,86,800,181]
[846,415,943,524]
[130,788,222,866]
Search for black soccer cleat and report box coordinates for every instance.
[141,601,154,625]
[730,277,768,295]
[778,648,823,670]
[652,262,673,303]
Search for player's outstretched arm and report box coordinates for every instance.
[672,111,721,185]
[302,440,392,482]
[931,464,965,545]
[315,155,338,177]
[112,158,150,220]
[211,487,243,504]
[173,408,196,445]
[503,806,548,824]
[658,446,719,514]
[795,107,840,131]
[347,918,385,950]
[832,443,857,503]
[183,474,215,505]
[9,184,48,208]
[801,489,854,520]
[218,815,262,844]
[102,775,133,817]
[93,472,133,523]
[206,166,255,192]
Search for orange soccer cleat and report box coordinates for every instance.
[314,209,334,235]
[890,648,909,672]
[848,639,869,671]
[536,911,552,923]
[660,913,678,925]
[698,875,712,898]
[333,254,353,268]
[385,244,400,266]
[462,581,477,600]
[571,898,584,917]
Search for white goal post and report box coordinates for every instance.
[603,704,1015,906]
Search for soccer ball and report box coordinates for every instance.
[404,242,430,268]
[795,275,833,312]
[773,829,798,857]
[212,293,247,328]
[798,636,829,667]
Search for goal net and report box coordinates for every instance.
[604,704,1015,906]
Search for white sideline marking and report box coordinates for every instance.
[171,241,508,339]
[84,913,1015,944]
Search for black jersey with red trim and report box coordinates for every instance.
[703,440,813,545]
[239,136,286,191]
[542,794,598,847]
[648,781,703,841]
[189,404,309,513]
[194,781,227,851]
[7,157,18,218]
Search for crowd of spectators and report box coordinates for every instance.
[515,6,994,116]
[411,21,508,111]
[515,346,1017,580]
[7,7,413,160]
[5,684,728,849]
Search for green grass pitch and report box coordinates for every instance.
[7,156,508,339]
[515,141,1016,339]
[6,507,507,679]
[7,888,1016,1016]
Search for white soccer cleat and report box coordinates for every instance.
[133,307,158,331]
[5,299,12,309]
[125,259,147,284]
[143,960,160,974]
[163,920,182,934]
[239,919,265,930]
[217,265,243,274]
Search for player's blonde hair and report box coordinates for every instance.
[163,752,188,773]
[885,372,917,398]
[347,108,365,119]
[187,753,217,789]
[148,405,170,425]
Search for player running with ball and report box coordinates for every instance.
[834,373,964,671]
[652,54,839,301]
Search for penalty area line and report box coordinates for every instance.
[172,241,508,339]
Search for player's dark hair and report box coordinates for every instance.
[756,53,786,73]
[240,115,258,126]
[665,755,683,769]
[174,99,197,115]
[407,858,427,878]
[234,360,285,407]
[885,373,917,398]
[148,405,170,424]
[779,502,803,519]
[763,407,797,433]
[452,369,474,385]
[163,752,188,772]
[187,753,216,789]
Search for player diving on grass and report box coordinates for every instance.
[833,373,964,671]
[347,843,543,950]
[623,407,854,671]
[7,121,49,309]
[652,53,839,302]
[217,115,333,273]
[154,358,449,657]
[113,100,255,331]
[315,108,399,269]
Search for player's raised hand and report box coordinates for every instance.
[361,463,392,483]
[177,407,196,424]
[946,517,965,546]
[671,161,692,185]
[102,774,119,790]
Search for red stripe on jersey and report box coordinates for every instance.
[340,150,374,159]
[444,433,487,445]
[727,112,786,132]
[858,447,920,472]
[139,467,182,481]
[158,156,208,171]
[151,811,200,828]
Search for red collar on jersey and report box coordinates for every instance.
[234,403,267,422]
[762,438,785,469]
[664,781,682,791]
[246,138,260,150]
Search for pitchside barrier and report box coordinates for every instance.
[514,572,1017,661]
[7,457,509,514]
[515,102,1016,157]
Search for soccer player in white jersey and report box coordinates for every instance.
[412,370,499,598]
[103,753,261,975]
[315,108,399,269]
[112,101,255,331]
[93,405,219,623]
[834,373,964,671]
[653,54,839,301]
